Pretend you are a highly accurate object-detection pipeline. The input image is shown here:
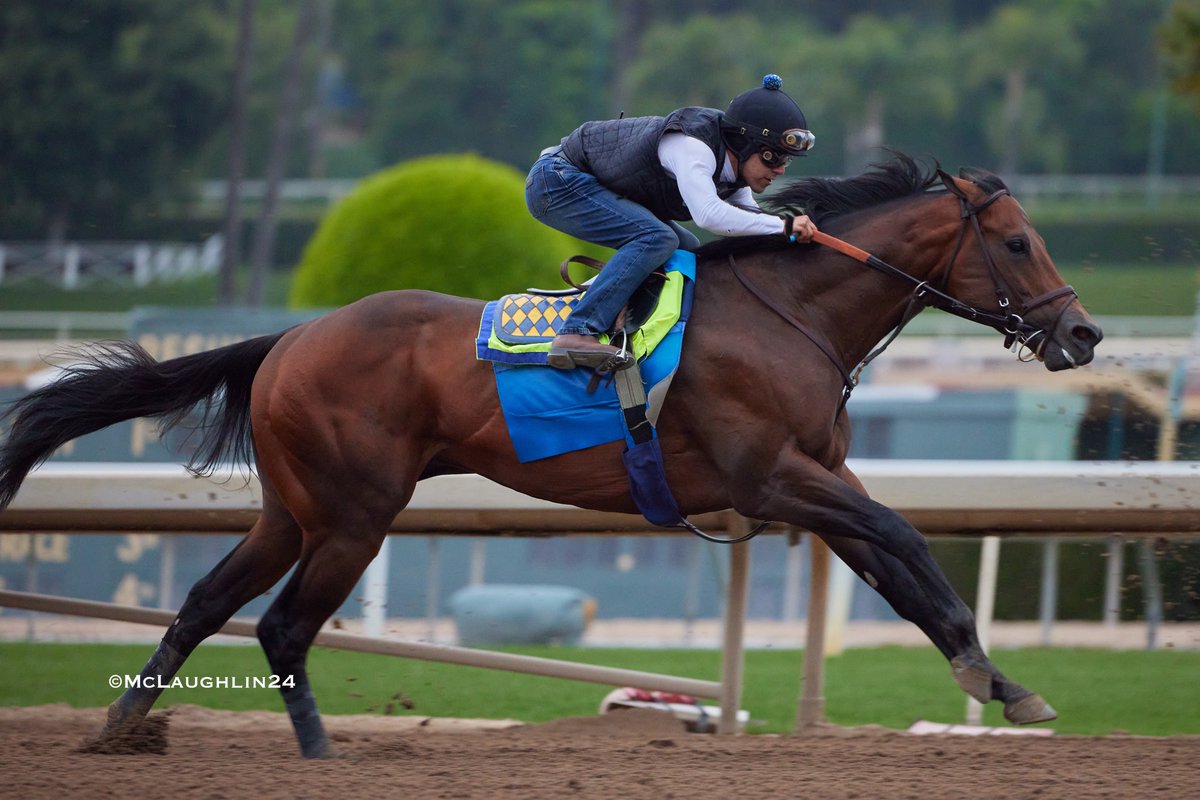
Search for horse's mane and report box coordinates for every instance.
[696,151,1012,261]
[696,151,1008,261]
[763,150,942,225]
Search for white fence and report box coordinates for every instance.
[0,237,222,289]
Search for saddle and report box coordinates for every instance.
[492,255,670,348]
[478,252,690,369]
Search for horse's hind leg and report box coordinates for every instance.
[817,532,1055,725]
[94,487,302,743]
[255,525,389,758]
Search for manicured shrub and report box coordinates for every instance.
[289,153,607,307]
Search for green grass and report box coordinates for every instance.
[1057,262,1199,316]
[2,642,1197,736]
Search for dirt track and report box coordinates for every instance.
[2,704,1197,799]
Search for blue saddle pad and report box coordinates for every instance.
[480,251,695,462]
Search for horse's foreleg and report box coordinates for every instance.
[816,532,1053,723]
[94,494,301,744]
[256,530,387,759]
[737,456,1054,724]
[826,465,1054,724]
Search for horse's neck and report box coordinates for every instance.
[702,194,960,372]
[822,199,963,364]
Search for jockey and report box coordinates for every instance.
[526,73,818,371]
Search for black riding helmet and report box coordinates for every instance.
[721,74,814,166]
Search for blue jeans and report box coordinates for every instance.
[525,151,698,337]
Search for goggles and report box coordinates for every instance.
[778,127,816,153]
[758,148,793,169]
[744,126,815,168]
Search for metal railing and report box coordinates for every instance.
[0,237,222,290]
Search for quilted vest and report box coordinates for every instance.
[559,107,745,221]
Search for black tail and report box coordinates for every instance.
[0,331,289,509]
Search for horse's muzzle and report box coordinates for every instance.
[1042,316,1102,371]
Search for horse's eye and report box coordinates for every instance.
[1005,237,1028,255]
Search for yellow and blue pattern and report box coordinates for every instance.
[495,294,578,344]
[474,250,696,462]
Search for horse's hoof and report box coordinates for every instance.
[78,712,169,755]
[301,744,340,759]
[950,656,992,703]
[1004,693,1057,725]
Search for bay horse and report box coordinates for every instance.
[0,153,1101,757]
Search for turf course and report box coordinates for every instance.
[1,642,1196,736]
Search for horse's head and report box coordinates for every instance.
[935,169,1102,371]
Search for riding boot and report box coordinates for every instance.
[547,333,633,371]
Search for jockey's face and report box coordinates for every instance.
[739,151,789,193]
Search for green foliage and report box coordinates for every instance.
[0,1,232,238]
[3,642,1199,736]
[624,14,764,115]
[288,154,606,307]
[1164,0,1200,100]
[5,1,1200,245]
[335,0,611,168]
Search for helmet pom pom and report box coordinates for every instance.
[762,73,783,91]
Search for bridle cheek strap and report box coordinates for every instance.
[942,189,1078,358]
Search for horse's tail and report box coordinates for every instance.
[0,330,290,509]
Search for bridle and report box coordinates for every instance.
[729,175,1079,411]
[928,175,1078,358]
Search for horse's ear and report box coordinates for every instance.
[937,169,968,199]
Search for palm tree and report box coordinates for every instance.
[791,15,957,176]
[219,0,256,306]
[964,3,1084,175]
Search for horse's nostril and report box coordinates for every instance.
[1073,324,1102,345]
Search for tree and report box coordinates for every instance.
[622,14,765,116]
[792,15,957,175]
[219,0,257,306]
[332,0,608,170]
[964,2,1087,174]
[246,0,319,306]
[0,1,232,239]
[1163,0,1200,99]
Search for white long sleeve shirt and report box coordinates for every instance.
[656,133,785,237]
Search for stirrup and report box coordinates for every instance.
[548,330,633,372]
[546,347,633,372]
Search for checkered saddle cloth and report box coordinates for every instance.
[492,293,580,345]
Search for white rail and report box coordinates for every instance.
[3,460,1199,535]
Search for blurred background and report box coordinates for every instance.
[1,0,1199,647]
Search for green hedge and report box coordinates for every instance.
[288,154,607,308]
